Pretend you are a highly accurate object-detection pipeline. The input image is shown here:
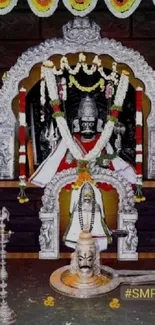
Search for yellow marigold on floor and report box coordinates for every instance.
[44,296,55,307]
[46,296,55,303]
[109,298,120,309]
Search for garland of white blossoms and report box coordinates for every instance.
[43,68,129,161]
[43,53,119,85]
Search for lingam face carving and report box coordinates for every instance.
[74,229,97,278]
[77,249,94,276]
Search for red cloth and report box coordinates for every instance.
[57,133,114,191]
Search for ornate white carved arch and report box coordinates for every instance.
[39,167,138,261]
[0,17,154,178]
[41,167,135,214]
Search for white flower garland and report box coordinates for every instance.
[44,67,59,101]
[43,53,119,84]
[44,69,129,161]
[114,71,129,106]
[0,0,18,15]
[40,66,46,106]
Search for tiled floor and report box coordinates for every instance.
[5,259,155,325]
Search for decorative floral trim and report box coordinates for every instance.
[18,88,29,204]
[135,87,145,203]
[96,153,117,166]
[27,0,59,17]
[104,0,142,18]
[49,99,61,106]
[62,0,98,17]
[134,185,146,203]
[0,0,18,14]
[40,67,46,106]
[69,75,105,92]
[44,67,59,101]
[52,111,64,118]
[72,170,96,190]
[111,104,122,112]
[43,54,119,85]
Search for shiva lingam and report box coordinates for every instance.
[50,227,113,298]
[0,207,16,324]
[50,225,155,298]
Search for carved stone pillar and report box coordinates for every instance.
[0,127,15,179]
[39,212,59,259]
[148,128,155,178]
[117,211,138,261]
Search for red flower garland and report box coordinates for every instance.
[18,87,29,204]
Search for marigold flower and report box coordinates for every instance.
[46,296,55,303]
[109,298,120,309]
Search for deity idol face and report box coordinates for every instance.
[78,96,98,140]
[77,248,94,276]
[79,118,97,140]
[81,182,94,207]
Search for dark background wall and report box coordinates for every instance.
[1,0,155,253]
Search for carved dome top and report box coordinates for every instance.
[63,17,101,45]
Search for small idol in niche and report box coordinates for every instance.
[63,181,112,252]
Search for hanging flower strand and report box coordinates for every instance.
[134,86,145,203]
[68,75,105,92]
[43,53,119,85]
[17,87,29,204]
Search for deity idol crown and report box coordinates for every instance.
[78,95,98,120]
[81,182,94,198]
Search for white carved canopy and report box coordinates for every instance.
[0,17,154,178]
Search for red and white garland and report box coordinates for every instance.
[43,68,129,161]
[18,87,29,203]
[135,86,145,202]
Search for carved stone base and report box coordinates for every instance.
[39,251,59,259]
[0,301,16,324]
[39,212,59,259]
[61,269,110,289]
[50,265,155,299]
[50,265,121,298]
